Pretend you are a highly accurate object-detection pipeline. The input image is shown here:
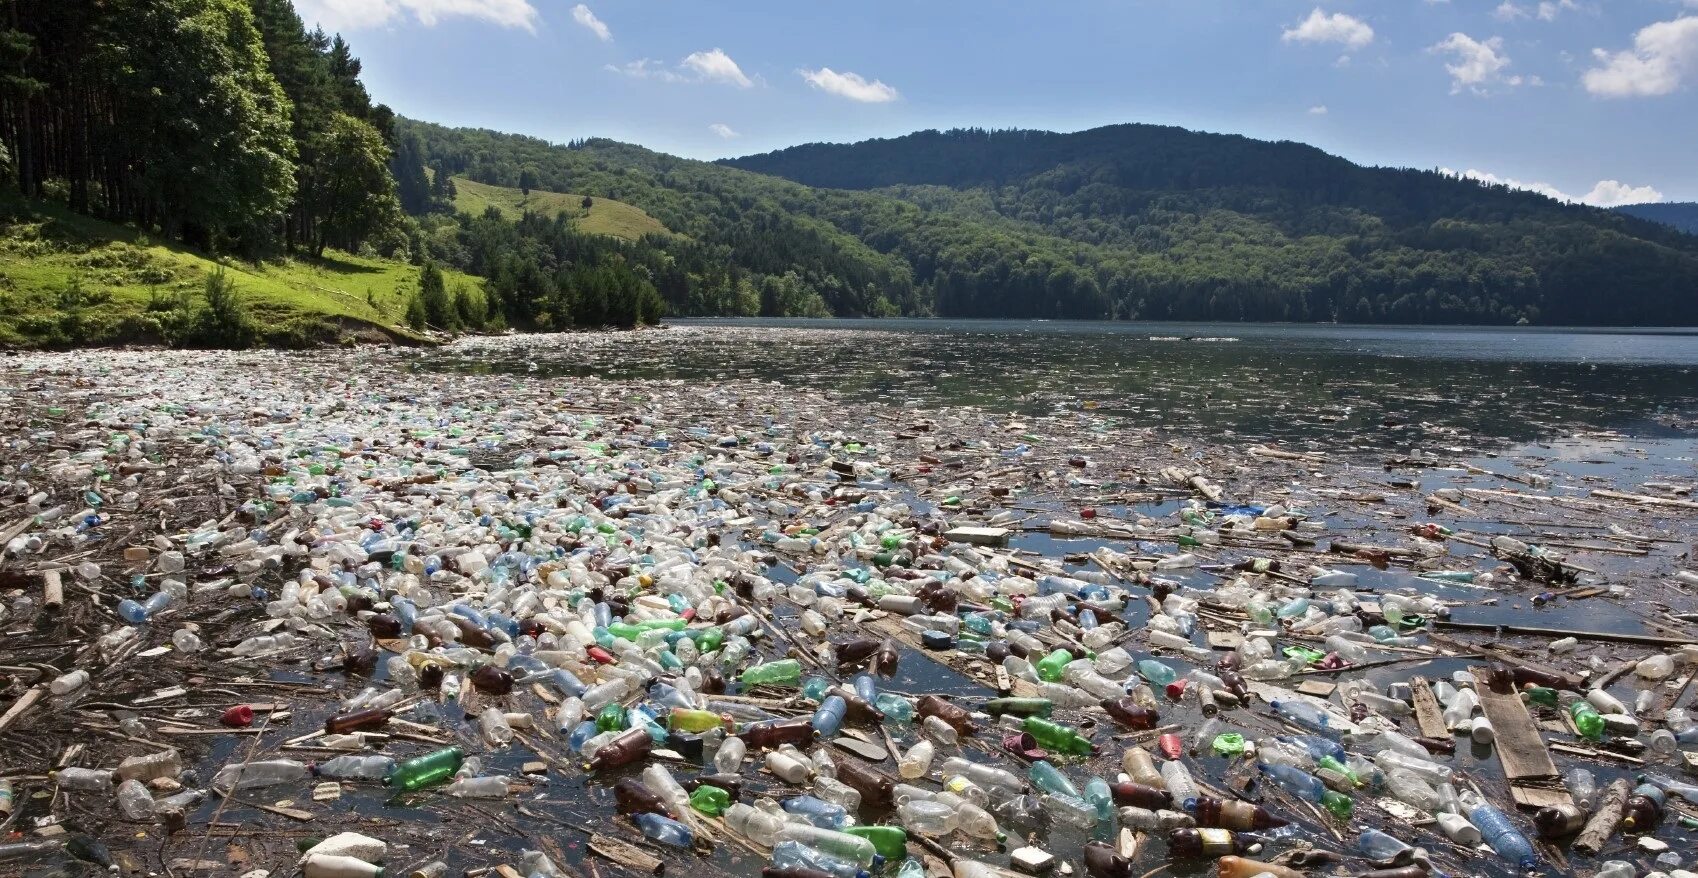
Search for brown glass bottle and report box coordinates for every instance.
[1083,842,1134,878]
[450,615,494,649]
[1109,782,1171,810]
[871,640,900,678]
[917,694,977,735]
[1193,797,1288,830]
[585,726,652,772]
[614,778,673,817]
[686,774,744,799]
[324,707,392,735]
[1101,697,1160,729]
[367,612,402,638]
[834,758,895,808]
[1533,803,1586,839]
[833,638,880,666]
[1217,669,1250,701]
[737,718,817,749]
[1169,828,1253,858]
[1622,791,1664,832]
[830,687,885,724]
[469,664,514,695]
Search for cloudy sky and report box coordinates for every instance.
[291,0,1698,204]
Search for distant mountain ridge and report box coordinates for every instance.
[407,120,1698,325]
[1613,202,1698,235]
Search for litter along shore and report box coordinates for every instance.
[1,341,1696,878]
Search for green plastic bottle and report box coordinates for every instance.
[1035,649,1074,683]
[740,659,803,687]
[843,825,907,859]
[596,703,628,732]
[1320,789,1354,820]
[984,697,1054,717]
[1569,701,1605,741]
[696,627,725,653]
[668,708,724,733]
[689,784,730,816]
[385,747,464,791]
[1522,686,1559,707]
[1023,717,1094,756]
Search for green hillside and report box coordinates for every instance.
[450,177,674,241]
[0,197,483,348]
[721,125,1698,325]
[408,120,1698,326]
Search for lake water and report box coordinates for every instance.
[424,319,1698,449]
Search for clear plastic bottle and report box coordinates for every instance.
[444,776,510,798]
[115,750,182,783]
[1160,760,1201,810]
[314,754,396,782]
[115,779,154,820]
[713,735,747,774]
[899,740,935,779]
[212,759,309,790]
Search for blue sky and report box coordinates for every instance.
[292,0,1698,204]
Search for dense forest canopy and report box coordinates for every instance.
[724,127,1698,325]
[3,0,1696,335]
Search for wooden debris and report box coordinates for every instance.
[1573,778,1631,856]
[1408,677,1449,740]
[1473,666,1571,810]
[590,833,664,874]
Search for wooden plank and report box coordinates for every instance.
[1511,785,1574,809]
[1409,677,1450,739]
[1473,666,1561,787]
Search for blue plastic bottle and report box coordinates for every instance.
[782,795,851,829]
[811,695,848,738]
[634,812,694,847]
[1465,792,1537,870]
[117,598,149,624]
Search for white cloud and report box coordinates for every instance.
[608,49,753,88]
[682,49,754,88]
[293,0,539,32]
[709,123,739,139]
[1494,2,1530,21]
[1430,33,1526,93]
[1499,0,1578,21]
[1308,104,1329,114]
[799,67,901,103]
[1582,16,1698,97]
[1282,8,1375,50]
[1443,168,1663,206]
[571,4,611,41]
[1580,179,1664,206]
[606,59,687,83]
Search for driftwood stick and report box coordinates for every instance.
[41,569,63,611]
[1573,778,1631,857]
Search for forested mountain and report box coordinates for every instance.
[1614,203,1698,235]
[723,127,1698,325]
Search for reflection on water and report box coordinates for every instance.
[418,320,1698,449]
